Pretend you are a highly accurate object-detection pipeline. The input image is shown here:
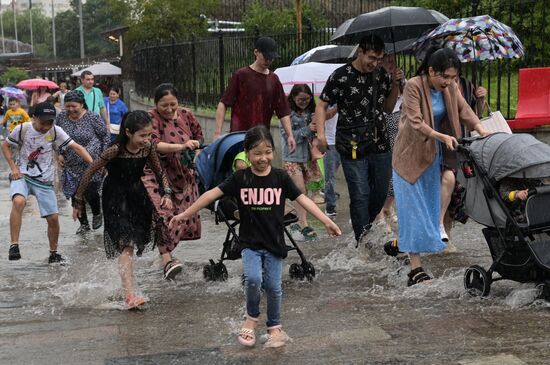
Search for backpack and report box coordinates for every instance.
[17,122,58,151]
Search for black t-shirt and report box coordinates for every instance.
[321,64,392,156]
[218,167,302,258]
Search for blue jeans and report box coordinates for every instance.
[324,145,341,210]
[242,248,283,327]
[340,152,392,241]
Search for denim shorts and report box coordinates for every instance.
[10,177,58,217]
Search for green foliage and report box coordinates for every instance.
[0,9,53,58]
[0,67,29,85]
[242,2,328,34]
[111,0,219,45]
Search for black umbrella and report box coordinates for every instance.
[331,6,448,53]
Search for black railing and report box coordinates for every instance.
[134,0,549,119]
[212,0,391,27]
[134,30,335,107]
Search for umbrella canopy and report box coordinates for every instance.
[274,62,344,96]
[16,78,58,90]
[196,132,245,190]
[71,62,121,77]
[412,15,524,62]
[459,133,550,228]
[291,45,356,65]
[465,133,550,182]
[331,6,448,53]
[0,87,27,99]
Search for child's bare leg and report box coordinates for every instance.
[290,171,307,228]
[119,247,135,296]
[10,195,26,243]
[440,170,455,226]
[45,214,60,252]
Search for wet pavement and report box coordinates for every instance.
[1,155,550,365]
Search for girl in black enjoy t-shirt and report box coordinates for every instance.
[170,125,341,348]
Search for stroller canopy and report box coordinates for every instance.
[467,133,550,181]
[195,132,246,191]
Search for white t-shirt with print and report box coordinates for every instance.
[7,123,74,184]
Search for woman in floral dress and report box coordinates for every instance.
[142,83,203,280]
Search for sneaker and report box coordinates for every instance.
[92,214,103,230]
[325,207,337,217]
[76,224,91,235]
[48,252,64,264]
[8,244,21,261]
[163,259,183,280]
[440,224,449,242]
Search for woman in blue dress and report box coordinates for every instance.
[389,48,488,286]
[104,87,128,141]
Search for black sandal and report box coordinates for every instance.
[407,267,431,287]
[384,240,402,257]
[163,260,183,280]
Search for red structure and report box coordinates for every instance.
[508,67,550,130]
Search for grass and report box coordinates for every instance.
[482,69,518,119]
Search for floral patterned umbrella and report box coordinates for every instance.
[0,87,26,99]
[412,15,524,62]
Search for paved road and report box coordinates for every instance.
[1,157,549,364]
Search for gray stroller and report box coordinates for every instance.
[457,133,550,297]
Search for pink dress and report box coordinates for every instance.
[142,108,204,254]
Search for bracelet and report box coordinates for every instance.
[164,187,173,195]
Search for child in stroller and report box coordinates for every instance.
[191,130,335,283]
[457,133,550,298]
[498,177,543,224]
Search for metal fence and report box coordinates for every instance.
[133,0,549,119]
[212,0,391,27]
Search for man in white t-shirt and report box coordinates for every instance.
[323,105,340,216]
[1,102,93,263]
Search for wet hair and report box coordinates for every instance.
[416,47,461,76]
[80,70,93,80]
[114,110,152,148]
[109,86,121,95]
[244,125,274,152]
[154,83,178,104]
[64,90,88,110]
[288,84,316,114]
[358,34,385,54]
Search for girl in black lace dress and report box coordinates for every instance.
[72,111,172,309]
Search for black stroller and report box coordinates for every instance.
[195,132,316,282]
[457,133,550,298]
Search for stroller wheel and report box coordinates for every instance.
[289,263,305,280]
[464,265,491,297]
[203,264,215,281]
[302,261,316,281]
[212,262,228,281]
[536,281,550,300]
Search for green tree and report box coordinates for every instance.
[0,67,29,85]
[110,0,219,45]
[242,2,328,34]
[0,9,53,58]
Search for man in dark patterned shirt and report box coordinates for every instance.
[316,34,404,243]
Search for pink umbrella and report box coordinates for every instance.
[16,78,59,90]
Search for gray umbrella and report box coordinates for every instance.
[331,6,448,53]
